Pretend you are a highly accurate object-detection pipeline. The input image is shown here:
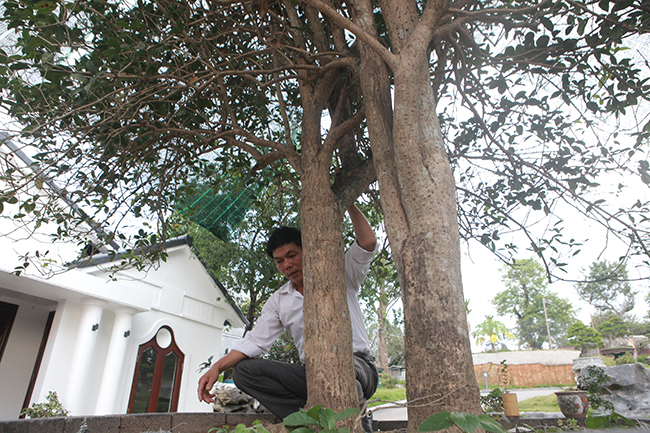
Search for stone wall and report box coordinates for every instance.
[473,350,580,388]
[474,362,575,388]
[0,413,280,433]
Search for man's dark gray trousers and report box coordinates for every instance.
[232,353,378,427]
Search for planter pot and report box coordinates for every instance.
[502,392,519,418]
[555,390,588,418]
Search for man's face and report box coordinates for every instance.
[272,242,304,288]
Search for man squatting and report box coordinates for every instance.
[198,204,379,433]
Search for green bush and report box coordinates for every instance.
[615,354,635,365]
[381,374,397,389]
[20,391,69,418]
[480,388,503,412]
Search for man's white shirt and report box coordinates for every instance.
[232,240,378,363]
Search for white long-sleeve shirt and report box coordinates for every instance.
[232,240,378,363]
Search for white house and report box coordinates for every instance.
[0,235,247,420]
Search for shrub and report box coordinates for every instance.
[615,354,635,365]
[480,388,503,412]
[20,391,69,418]
[381,374,397,389]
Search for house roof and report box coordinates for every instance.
[71,235,249,327]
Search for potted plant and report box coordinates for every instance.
[499,360,519,418]
[554,389,589,418]
[555,364,613,418]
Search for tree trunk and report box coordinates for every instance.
[300,92,359,415]
[351,5,482,430]
[377,288,389,372]
[387,55,482,431]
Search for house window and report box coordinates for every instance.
[128,326,184,413]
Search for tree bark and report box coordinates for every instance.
[299,87,359,415]
[377,290,389,372]
[349,1,482,429]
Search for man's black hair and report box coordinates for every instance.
[266,226,302,257]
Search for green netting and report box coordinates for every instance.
[180,181,261,242]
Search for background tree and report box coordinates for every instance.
[494,259,577,349]
[575,260,638,319]
[472,316,515,352]
[2,0,650,428]
[595,316,630,347]
[566,321,604,356]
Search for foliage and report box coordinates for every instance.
[264,331,302,365]
[380,374,398,389]
[418,412,505,433]
[578,365,614,412]
[596,316,630,346]
[494,259,576,349]
[585,411,636,430]
[283,405,361,433]
[480,388,504,412]
[20,391,69,418]
[499,360,511,390]
[209,420,270,433]
[575,261,638,319]
[472,316,515,351]
[566,321,604,353]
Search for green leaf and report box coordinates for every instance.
[306,405,322,421]
[289,428,315,433]
[477,415,505,433]
[319,408,337,430]
[283,412,319,427]
[418,412,454,432]
[450,412,480,433]
[335,408,360,422]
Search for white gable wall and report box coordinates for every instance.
[0,230,244,419]
[0,290,56,419]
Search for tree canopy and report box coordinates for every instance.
[566,320,604,354]
[575,260,638,319]
[494,259,577,349]
[472,315,515,351]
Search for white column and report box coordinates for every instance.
[94,308,134,414]
[66,299,106,415]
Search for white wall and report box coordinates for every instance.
[0,290,57,421]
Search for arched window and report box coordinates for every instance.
[128,326,184,413]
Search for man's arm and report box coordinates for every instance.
[348,204,377,252]
[197,349,248,403]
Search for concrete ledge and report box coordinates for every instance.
[0,413,279,433]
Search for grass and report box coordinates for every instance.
[368,387,406,407]
[518,394,561,412]
[369,386,564,412]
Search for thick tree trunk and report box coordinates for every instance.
[300,95,359,415]
[351,4,481,429]
[388,57,482,430]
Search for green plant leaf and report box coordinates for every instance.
[450,412,480,433]
[418,412,454,432]
[289,428,315,433]
[477,414,505,433]
[283,412,320,427]
[306,405,322,420]
[319,407,337,430]
[335,408,360,422]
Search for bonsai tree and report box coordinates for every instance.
[567,321,604,356]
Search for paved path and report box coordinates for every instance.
[371,387,562,421]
